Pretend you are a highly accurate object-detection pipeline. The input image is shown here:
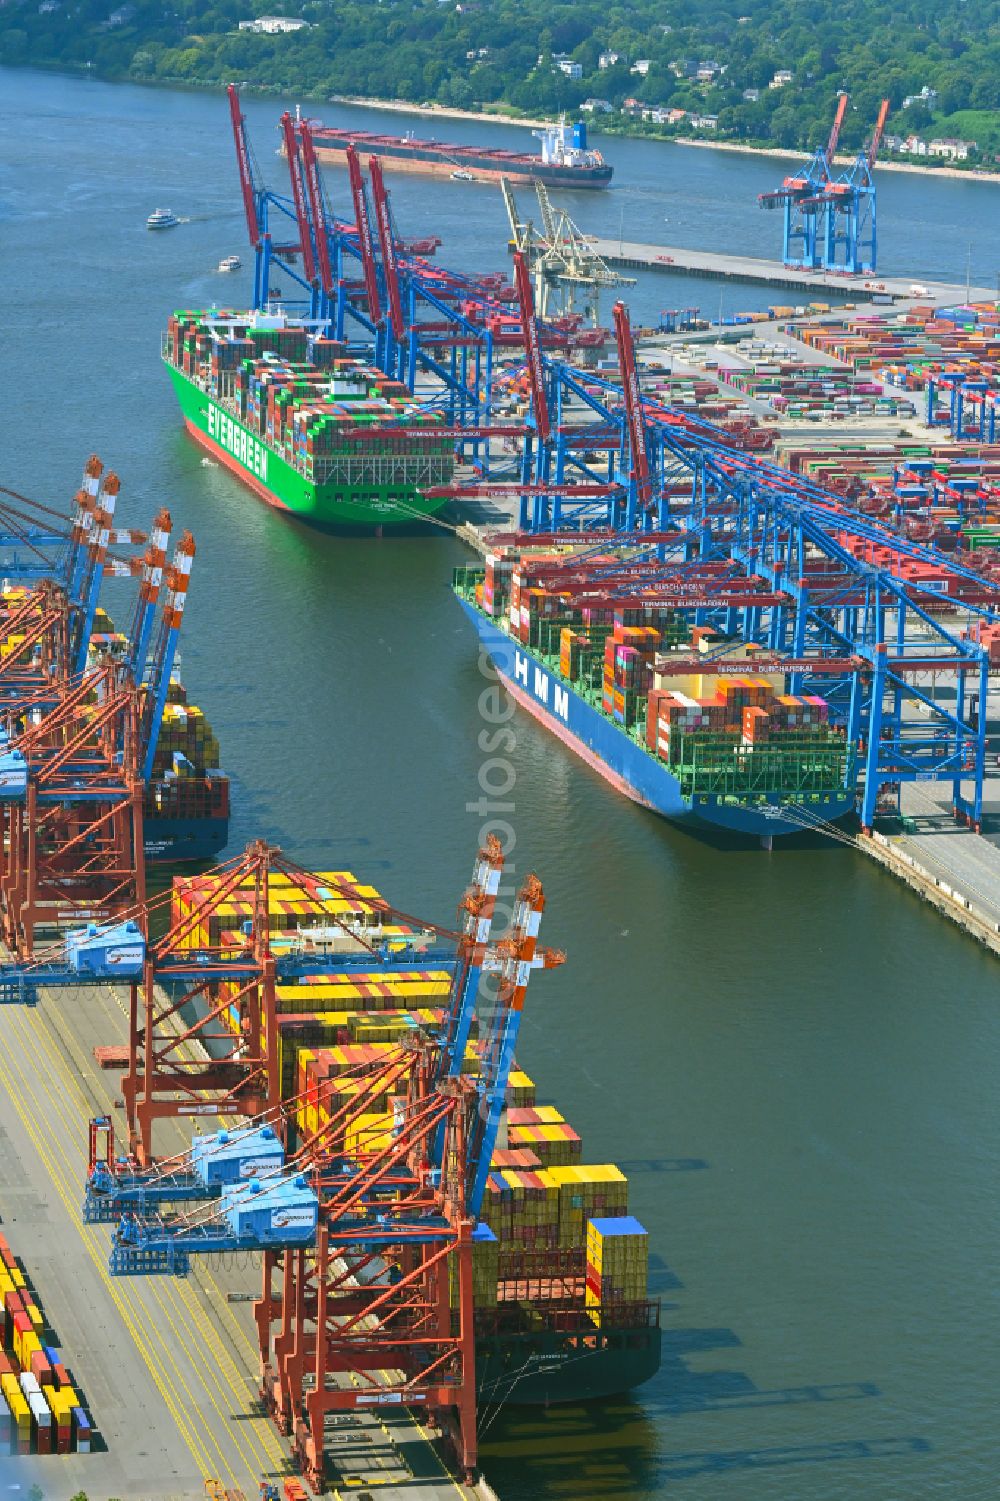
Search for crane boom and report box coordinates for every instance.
[126,508,171,685]
[298,121,334,297]
[140,532,194,783]
[868,98,891,168]
[500,176,528,252]
[534,180,559,246]
[227,85,260,248]
[826,93,849,167]
[512,250,551,445]
[345,144,382,323]
[613,300,653,513]
[466,874,563,1218]
[279,111,316,286]
[369,156,405,342]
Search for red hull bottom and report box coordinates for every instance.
[182,418,293,513]
[310,146,610,188]
[502,675,657,810]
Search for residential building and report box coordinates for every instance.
[630,59,651,76]
[547,53,583,79]
[928,137,976,161]
[902,84,937,110]
[742,87,760,102]
[598,51,622,70]
[688,113,718,130]
[581,98,613,114]
[238,15,308,31]
[769,69,793,88]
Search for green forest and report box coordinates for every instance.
[5,0,1000,157]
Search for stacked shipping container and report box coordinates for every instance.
[166,310,452,487]
[167,862,651,1332]
[0,1231,91,1457]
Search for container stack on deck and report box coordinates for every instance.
[468,551,849,804]
[167,310,452,481]
[83,605,231,844]
[167,863,652,1355]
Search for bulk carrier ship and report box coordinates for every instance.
[164,309,454,530]
[453,555,857,839]
[305,116,613,189]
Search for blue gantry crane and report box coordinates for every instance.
[449,298,1000,836]
[758,93,850,269]
[759,97,889,274]
[227,87,502,427]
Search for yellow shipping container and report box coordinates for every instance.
[344,1113,394,1154]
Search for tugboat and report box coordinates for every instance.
[147,208,179,230]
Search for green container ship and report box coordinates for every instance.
[164,309,454,529]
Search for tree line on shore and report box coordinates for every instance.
[4,0,1000,156]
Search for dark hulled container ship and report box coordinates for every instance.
[307,116,613,189]
[186,861,662,1408]
[87,611,230,865]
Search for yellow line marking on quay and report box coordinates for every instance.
[0,1014,218,1483]
[4,1005,237,1477]
[7,1005,262,1489]
[3,1002,273,1482]
[87,980,280,1378]
[11,1001,286,1480]
[67,984,467,1498]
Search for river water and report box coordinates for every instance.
[3,64,1000,1501]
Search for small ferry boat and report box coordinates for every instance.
[218,255,242,272]
[147,208,178,230]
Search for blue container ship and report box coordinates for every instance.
[453,567,857,840]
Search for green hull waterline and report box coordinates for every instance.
[166,363,452,529]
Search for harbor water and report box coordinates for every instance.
[3,65,1000,1501]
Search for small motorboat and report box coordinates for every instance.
[218,255,242,273]
[147,208,178,230]
[450,169,477,182]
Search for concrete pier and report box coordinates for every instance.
[586,237,995,304]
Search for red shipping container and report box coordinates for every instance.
[29,1352,52,1389]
